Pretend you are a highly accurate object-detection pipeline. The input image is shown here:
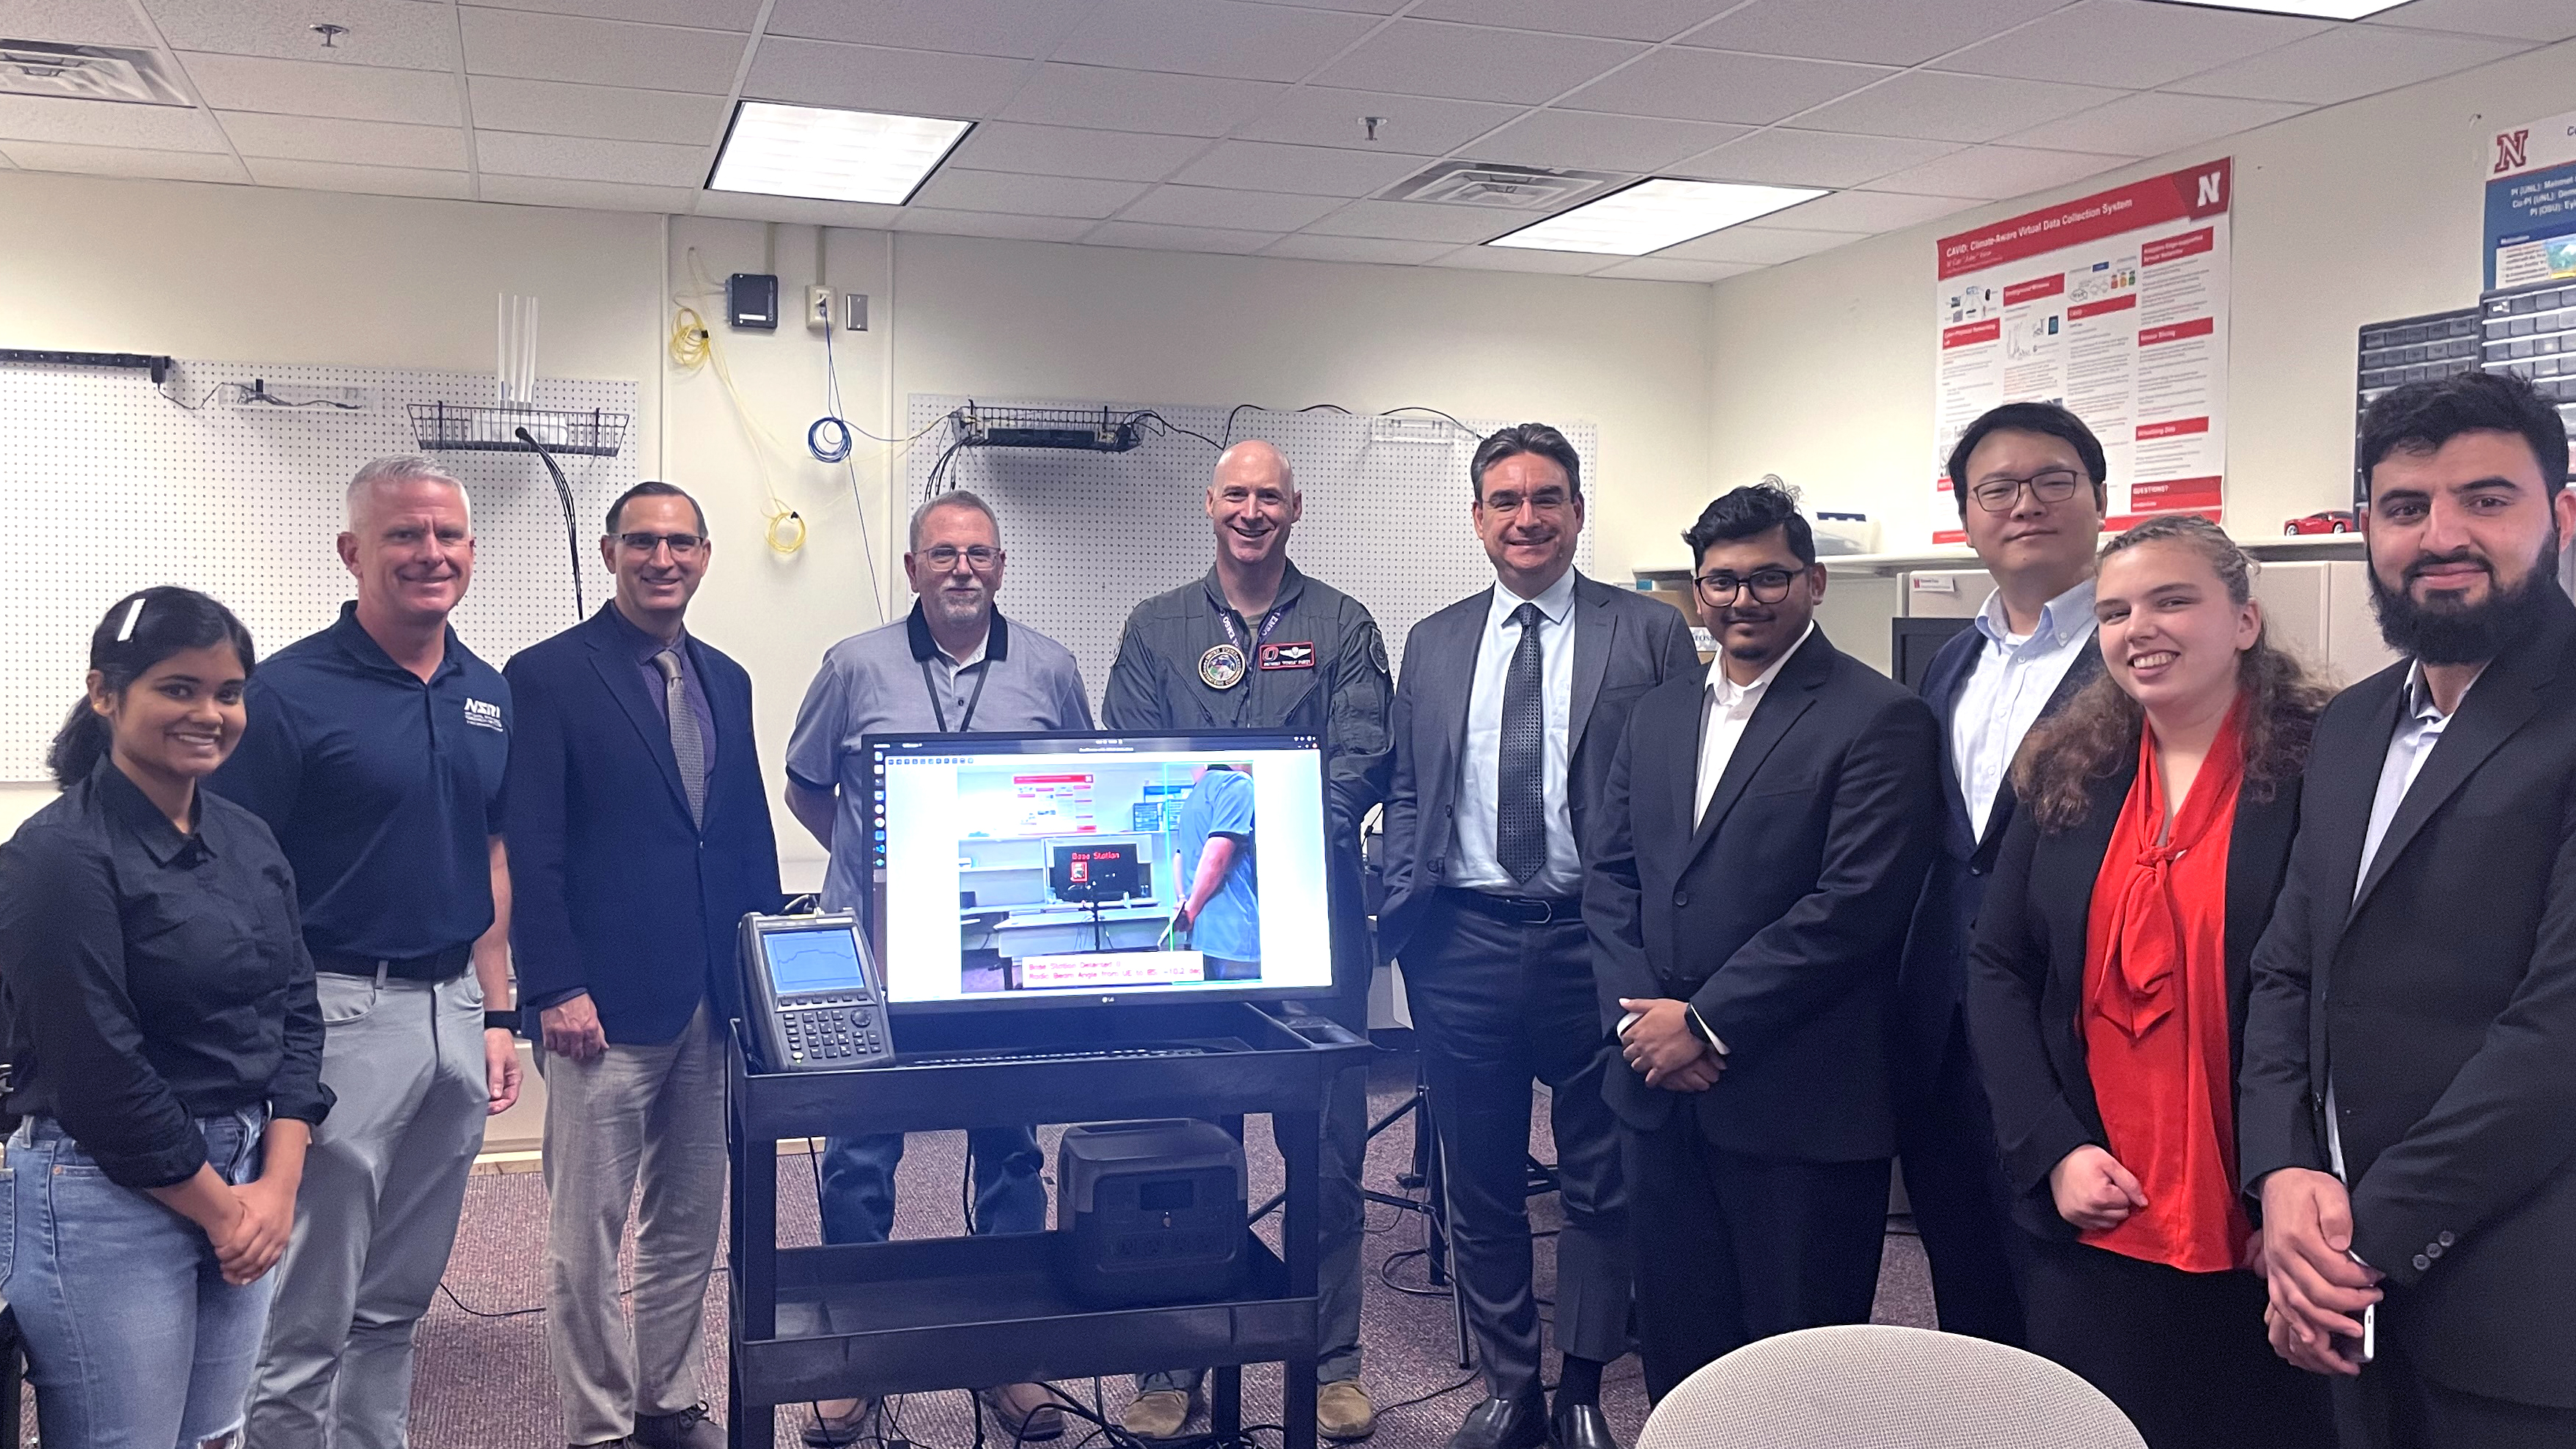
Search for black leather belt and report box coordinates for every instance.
[312,943,473,983]
[1441,887,1581,926]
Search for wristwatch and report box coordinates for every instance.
[484,1009,523,1032]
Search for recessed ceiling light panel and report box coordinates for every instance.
[1486,177,1828,257]
[707,100,974,206]
[2146,0,2406,18]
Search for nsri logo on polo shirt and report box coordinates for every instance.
[1258,641,1316,671]
[463,697,505,732]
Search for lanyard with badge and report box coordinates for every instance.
[1201,601,1292,692]
[920,652,991,733]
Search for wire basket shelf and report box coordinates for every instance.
[409,401,628,457]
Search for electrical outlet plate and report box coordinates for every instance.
[843,293,869,331]
[806,285,832,331]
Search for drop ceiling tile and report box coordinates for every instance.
[479,129,704,183]
[459,8,746,92]
[1658,223,1868,263]
[8,0,156,47]
[1404,0,1734,43]
[742,39,1031,117]
[221,112,469,169]
[479,173,695,210]
[1084,220,1279,253]
[765,0,1087,57]
[2165,23,2522,106]
[1233,87,1520,153]
[1682,0,2070,67]
[1471,109,1748,172]
[2366,0,2576,43]
[1793,71,2128,144]
[1240,0,1405,12]
[177,53,463,125]
[1674,127,1959,188]
[1591,256,1759,281]
[688,190,908,226]
[1762,188,1975,231]
[1000,65,1284,136]
[1262,232,1454,263]
[244,156,475,198]
[1298,197,1517,242]
[468,77,728,145]
[891,207,1097,241]
[141,0,457,70]
[464,0,762,29]
[1116,183,1343,230]
[1053,0,1380,83]
[1996,89,2306,157]
[1,139,247,180]
[1942,1,2330,91]
[0,93,229,150]
[1861,144,2126,200]
[1313,21,1646,105]
[952,123,1209,183]
[1431,244,1610,274]
[1174,139,1429,197]
[1561,48,1893,126]
[910,167,1150,219]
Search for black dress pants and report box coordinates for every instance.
[1622,1112,1889,1401]
[2024,1232,2333,1449]
[1891,1011,2027,1343]
[2331,1322,2576,1449]
[1402,894,1631,1404]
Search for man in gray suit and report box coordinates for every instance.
[1382,424,1701,1449]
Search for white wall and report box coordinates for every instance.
[1710,37,2576,551]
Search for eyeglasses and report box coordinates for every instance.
[1695,568,1799,604]
[617,531,706,557]
[1481,487,1575,515]
[920,544,1001,571]
[1968,469,2083,514]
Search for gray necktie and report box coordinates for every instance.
[1498,601,1546,884]
[654,648,706,829]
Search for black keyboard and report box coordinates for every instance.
[908,1043,1223,1068]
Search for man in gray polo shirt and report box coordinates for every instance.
[783,489,1091,1448]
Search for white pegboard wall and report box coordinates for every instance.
[902,396,1596,702]
[1,358,638,780]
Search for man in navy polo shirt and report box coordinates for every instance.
[213,455,523,1449]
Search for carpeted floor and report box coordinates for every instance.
[413,1046,1935,1449]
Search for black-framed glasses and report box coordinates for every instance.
[921,544,1001,571]
[1968,469,2083,513]
[616,531,706,557]
[1695,568,1798,604]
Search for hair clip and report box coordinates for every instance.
[115,597,147,643]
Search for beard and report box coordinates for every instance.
[2369,529,2564,665]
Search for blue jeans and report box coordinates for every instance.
[817,1129,1046,1244]
[4,1109,276,1448]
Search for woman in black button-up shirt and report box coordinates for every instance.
[0,586,332,1449]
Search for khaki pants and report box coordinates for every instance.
[537,1003,728,1446]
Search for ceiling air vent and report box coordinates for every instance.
[0,42,191,105]
[1380,160,1624,210]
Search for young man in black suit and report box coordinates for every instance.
[1381,423,1699,1449]
[2241,371,2576,1447]
[1586,483,1943,1398]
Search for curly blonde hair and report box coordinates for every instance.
[2013,515,2334,831]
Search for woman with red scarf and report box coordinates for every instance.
[1968,516,2333,1448]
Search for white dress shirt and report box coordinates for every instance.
[1951,579,2099,837]
[1694,621,1814,826]
[1449,567,1582,897]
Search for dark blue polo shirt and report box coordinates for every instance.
[209,602,510,969]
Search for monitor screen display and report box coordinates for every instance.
[764,923,869,996]
[866,732,1334,1012]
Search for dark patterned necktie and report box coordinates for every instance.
[1498,602,1546,884]
[655,648,706,829]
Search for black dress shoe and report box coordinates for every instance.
[1445,1397,1548,1449]
[1549,1402,1619,1449]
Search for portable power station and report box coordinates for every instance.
[1055,1120,1247,1309]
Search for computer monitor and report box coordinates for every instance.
[866,731,1336,1013]
[1891,615,1977,692]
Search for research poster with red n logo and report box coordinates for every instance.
[1932,159,2232,545]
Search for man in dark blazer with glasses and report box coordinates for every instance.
[1381,422,1698,1449]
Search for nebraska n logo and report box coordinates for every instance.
[2196,170,2223,207]
[2497,129,2531,175]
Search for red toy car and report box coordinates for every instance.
[2284,510,2359,535]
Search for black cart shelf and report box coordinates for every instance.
[726,1002,1370,1449]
